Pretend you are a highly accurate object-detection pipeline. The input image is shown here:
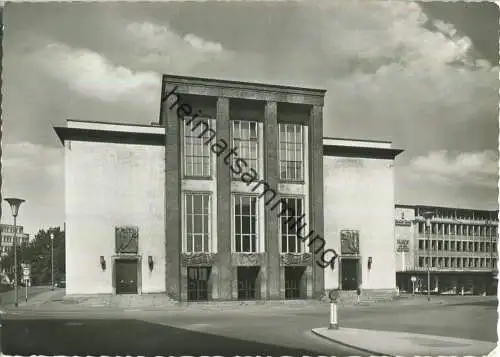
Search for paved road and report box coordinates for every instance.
[2,296,496,356]
[0,286,53,308]
[2,316,362,356]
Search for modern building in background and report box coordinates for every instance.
[395,205,499,295]
[0,224,29,257]
[54,74,402,300]
[0,224,29,284]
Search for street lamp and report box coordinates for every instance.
[4,197,25,308]
[422,210,434,302]
[50,232,54,290]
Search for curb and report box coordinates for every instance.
[311,328,395,357]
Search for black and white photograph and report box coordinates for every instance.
[0,1,498,356]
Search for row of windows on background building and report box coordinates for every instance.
[183,120,304,182]
[184,193,306,254]
[417,240,497,253]
[0,236,28,245]
[417,256,497,269]
[414,207,496,221]
[417,222,498,236]
[1,226,23,234]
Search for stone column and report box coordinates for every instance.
[309,105,325,298]
[163,83,182,300]
[215,97,233,300]
[264,101,280,300]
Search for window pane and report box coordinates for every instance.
[242,202,250,216]
[184,194,211,253]
[194,235,203,252]
[232,121,259,180]
[242,235,250,252]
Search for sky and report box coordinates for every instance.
[1,0,499,235]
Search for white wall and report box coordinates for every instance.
[323,156,396,290]
[65,140,165,294]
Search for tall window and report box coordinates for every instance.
[183,119,213,177]
[281,197,304,253]
[231,120,259,178]
[184,193,211,253]
[234,195,258,253]
[279,124,304,181]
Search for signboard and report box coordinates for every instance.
[21,264,30,279]
[396,239,410,253]
[395,220,412,227]
[411,276,416,282]
[340,230,360,255]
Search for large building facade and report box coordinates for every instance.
[0,224,29,257]
[395,205,499,295]
[55,75,402,300]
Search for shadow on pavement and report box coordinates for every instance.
[3,318,350,356]
[443,299,498,308]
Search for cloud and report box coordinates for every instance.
[125,21,233,72]
[302,1,483,77]
[33,43,161,105]
[402,150,499,188]
[183,33,223,54]
[2,142,65,233]
[2,142,63,177]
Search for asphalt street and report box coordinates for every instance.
[2,316,362,356]
[1,295,496,356]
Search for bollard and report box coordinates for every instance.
[328,289,340,330]
[329,300,338,329]
[0,309,4,354]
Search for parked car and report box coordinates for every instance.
[55,280,66,288]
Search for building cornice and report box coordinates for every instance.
[323,144,404,160]
[162,74,326,106]
[53,127,165,146]
[163,74,326,95]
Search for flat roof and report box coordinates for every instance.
[162,74,327,94]
[54,120,165,146]
[67,119,164,134]
[54,120,404,161]
[323,137,392,149]
[395,204,499,214]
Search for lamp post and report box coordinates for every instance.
[422,211,434,302]
[4,198,25,308]
[50,232,54,290]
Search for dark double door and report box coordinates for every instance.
[341,258,360,291]
[115,259,138,294]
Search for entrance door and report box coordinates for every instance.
[237,267,260,300]
[187,267,210,301]
[341,258,359,291]
[285,266,306,299]
[115,259,138,294]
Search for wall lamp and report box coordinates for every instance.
[367,256,373,270]
[100,256,106,271]
[148,256,154,272]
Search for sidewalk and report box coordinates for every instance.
[19,293,329,312]
[1,289,64,311]
[312,327,496,356]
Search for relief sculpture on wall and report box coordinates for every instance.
[232,253,261,266]
[280,252,313,265]
[115,226,139,254]
[181,253,215,266]
[340,230,360,255]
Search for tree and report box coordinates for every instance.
[1,227,65,286]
